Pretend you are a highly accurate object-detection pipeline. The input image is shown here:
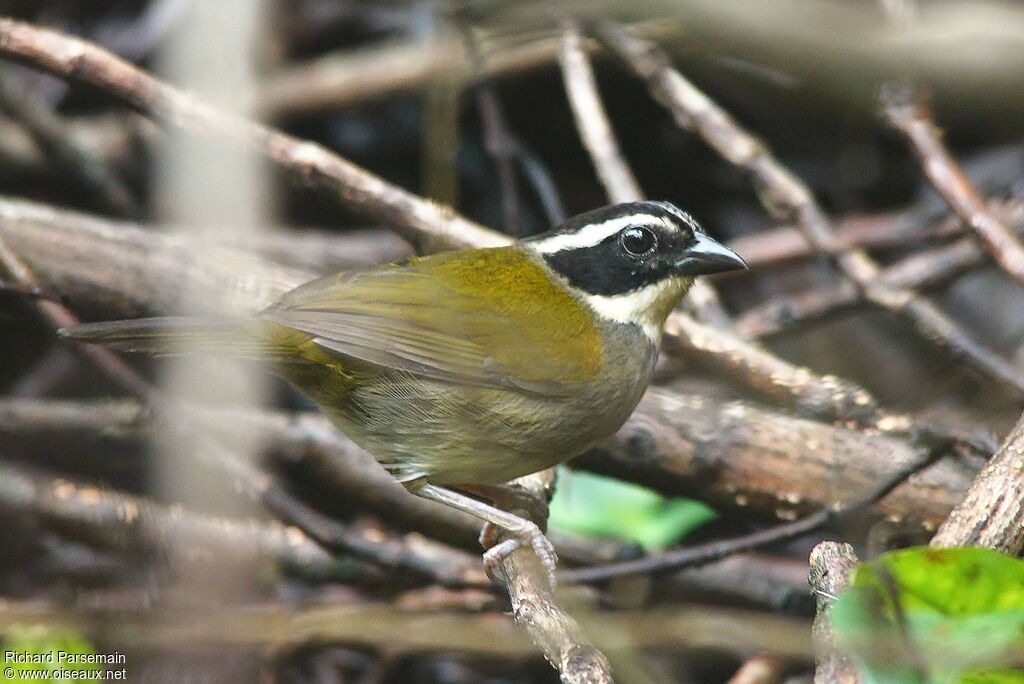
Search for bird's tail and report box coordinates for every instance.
[59,317,277,357]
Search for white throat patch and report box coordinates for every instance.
[583,279,679,343]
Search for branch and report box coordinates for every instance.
[735,197,1024,337]
[596,21,1024,397]
[585,388,973,529]
[0,18,505,254]
[257,23,676,117]
[884,94,1024,290]
[808,541,861,684]
[930,408,1024,552]
[0,460,333,572]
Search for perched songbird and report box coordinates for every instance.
[62,201,746,583]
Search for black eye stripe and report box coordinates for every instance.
[530,201,702,297]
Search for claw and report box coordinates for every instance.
[480,520,558,589]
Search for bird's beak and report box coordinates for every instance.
[674,232,747,276]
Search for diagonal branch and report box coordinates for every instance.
[595,21,1024,397]
[0,17,505,254]
[884,93,1024,290]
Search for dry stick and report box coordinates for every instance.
[596,21,1024,397]
[726,206,963,273]
[562,443,941,583]
[930,409,1024,552]
[735,197,1024,337]
[0,18,505,255]
[885,96,1024,290]
[258,23,676,117]
[558,19,731,330]
[808,541,861,684]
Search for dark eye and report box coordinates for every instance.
[619,226,658,258]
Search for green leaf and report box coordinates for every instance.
[830,547,1024,684]
[548,468,715,550]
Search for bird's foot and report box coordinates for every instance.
[481,519,558,589]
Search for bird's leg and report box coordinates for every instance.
[409,482,558,588]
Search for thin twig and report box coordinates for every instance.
[558,19,642,203]
[735,199,1024,337]
[884,92,1024,290]
[596,21,1024,396]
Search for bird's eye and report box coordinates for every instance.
[619,226,658,258]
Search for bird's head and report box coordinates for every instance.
[524,201,746,341]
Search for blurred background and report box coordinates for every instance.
[0,1,1022,682]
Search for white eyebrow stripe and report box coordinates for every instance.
[527,213,673,254]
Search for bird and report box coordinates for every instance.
[61,201,746,585]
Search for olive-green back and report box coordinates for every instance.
[261,247,604,395]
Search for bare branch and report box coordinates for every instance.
[735,197,1024,336]
[884,94,1024,289]
[930,408,1024,552]
[586,388,973,529]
